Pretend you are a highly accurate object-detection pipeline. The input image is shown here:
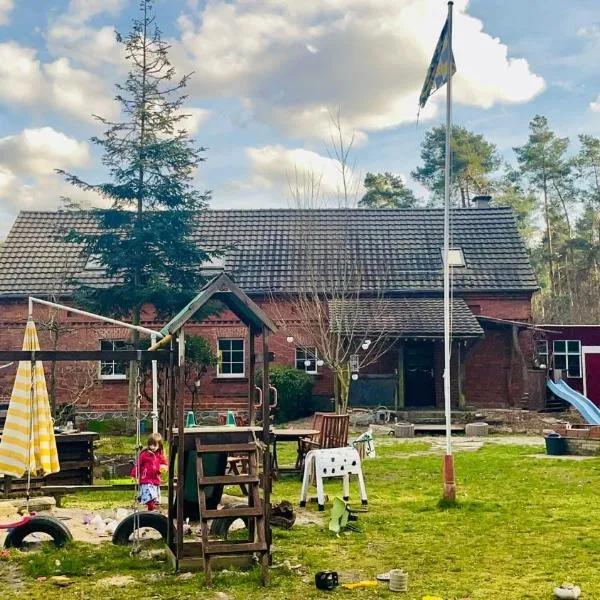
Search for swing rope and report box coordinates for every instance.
[131,362,143,555]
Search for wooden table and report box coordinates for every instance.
[271,428,320,475]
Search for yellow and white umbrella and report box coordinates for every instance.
[0,320,60,478]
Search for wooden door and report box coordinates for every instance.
[404,341,435,407]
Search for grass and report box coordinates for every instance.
[6,436,600,599]
[95,436,139,456]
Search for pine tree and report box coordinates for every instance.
[514,116,573,310]
[359,172,417,208]
[59,0,213,421]
[411,125,501,207]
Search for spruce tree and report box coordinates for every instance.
[59,0,213,421]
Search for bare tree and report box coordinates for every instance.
[272,113,397,413]
[53,361,98,425]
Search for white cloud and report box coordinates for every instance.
[65,0,127,22]
[174,0,545,140]
[47,23,124,70]
[0,127,104,214]
[0,128,90,177]
[0,0,13,26]
[178,108,212,135]
[577,25,600,39]
[0,42,117,123]
[46,0,128,71]
[243,145,363,205]
[591,95,600,112]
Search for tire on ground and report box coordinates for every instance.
[112,511,170,546]
[209,503,250,538]
[4,515,73,549]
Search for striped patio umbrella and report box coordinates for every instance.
[0,319,60,478]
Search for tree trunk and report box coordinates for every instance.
[542,174,555,295]
[128,1,148,432]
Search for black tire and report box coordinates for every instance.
[4,515,72,549]
[112,511,170,546]
[209,503,250,539]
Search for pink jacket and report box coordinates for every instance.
[131,449,167,485]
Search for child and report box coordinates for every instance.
[131,433,168,511]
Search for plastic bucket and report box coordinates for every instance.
[545,435,567,456]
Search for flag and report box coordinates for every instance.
[419,18,456,109]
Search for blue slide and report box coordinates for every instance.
[547,379,600,425]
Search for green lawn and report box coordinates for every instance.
[4,437,600,599]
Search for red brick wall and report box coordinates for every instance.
[0,298,334,414]
[0,294,534,412]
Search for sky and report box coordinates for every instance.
[0,0,599,239]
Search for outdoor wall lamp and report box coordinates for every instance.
[286,336,294,343]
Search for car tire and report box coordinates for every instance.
[4,515,73,549]
[208,503,250,539]
[112,511,170,546]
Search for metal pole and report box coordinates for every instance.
[28,296,162,339]
[443,0,456,502]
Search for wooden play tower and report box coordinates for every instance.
[155,273,277,585]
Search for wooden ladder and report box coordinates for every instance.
[195,437,269,585]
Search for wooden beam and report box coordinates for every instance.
[248,329,255,425]
[0,350,171,362]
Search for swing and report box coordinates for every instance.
[1,347,72,549]
[112,364,170,552]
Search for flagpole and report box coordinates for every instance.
[442,0,456,502]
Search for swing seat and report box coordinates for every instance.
[0,515,32,530]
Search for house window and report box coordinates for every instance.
[217,339,245,378]
[295,347,318,374]
[99,340,128,380]
[536,340,548,367]
[553,340,581,378]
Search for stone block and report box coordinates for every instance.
[465,422,489,437]
[393,423,415,438]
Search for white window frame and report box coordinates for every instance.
[98,340,128,381]
[441,247,466,267]
[553,340,582,378]
[536,340,549,367]
[295,347,318,374]
[217,338,246,378]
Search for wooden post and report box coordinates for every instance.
[458,341,467,409]
[248,330,256,425]
[167,341,176,553]
[396,341,405,411]
[261,325,272,585]
[176,330,186,563]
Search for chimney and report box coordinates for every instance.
[473,195,492,209]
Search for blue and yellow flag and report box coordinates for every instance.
[419,19,456,109]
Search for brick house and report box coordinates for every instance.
[0,203,540,418]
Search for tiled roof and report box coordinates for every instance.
[0,208,537,297]
[329,298,484,338]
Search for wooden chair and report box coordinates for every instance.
[217,412,247,426]
[217,411,250,494]
[296,412,350,470]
